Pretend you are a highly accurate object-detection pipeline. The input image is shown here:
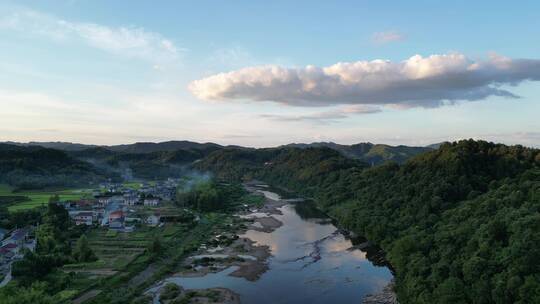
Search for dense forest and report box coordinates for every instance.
[284,142,432,164]
[176,181,263,212]
[0,144,117,190]
[196,140,540,304]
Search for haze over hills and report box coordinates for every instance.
[0,139,439,189]
[4,140,435,165]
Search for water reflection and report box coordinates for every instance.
[293,200,331,223]
[156,199,392,304]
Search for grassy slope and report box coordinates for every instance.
[0,184,92,212]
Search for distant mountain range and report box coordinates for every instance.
[3,140,223,153]
[3,140,434,164]
[0,140,443,187]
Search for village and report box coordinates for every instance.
[65,178,184,230]
[0,175,293,303]
[0,227,36,287]
[0,178,200,287]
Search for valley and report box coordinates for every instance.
[0,139,538,304]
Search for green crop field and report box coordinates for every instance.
[0,184,94,212]
[122,182,142,190]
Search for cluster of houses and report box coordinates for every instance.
[99,179,178,202]
[0,228,35,284]
[65,179,182,231]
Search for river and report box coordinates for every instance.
[150,189,393,303]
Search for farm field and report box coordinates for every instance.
[0,184,93,212]
[59,222,191,301]
[64,224,187,274]
[121,182,142,190]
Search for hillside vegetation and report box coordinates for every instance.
[71,146,219,179]
[0,144,116,190]
[197,140,540,304]
[284,142,432,164]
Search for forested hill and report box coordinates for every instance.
[0,144,117,189]
[69,146,221,179]
[283,142,432,164]
[196,140,540,304]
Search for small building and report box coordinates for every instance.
[143,197,161,207]
[2,229,26,247]
[146,214,161,227]
[74,211,94,226]
[109,220,124,230]
[96,195,113,207]
[72,199,95,208]
[108,210,124,223]
[123,194,139,206]
[0,243,19,256]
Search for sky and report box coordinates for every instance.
[1,0,539,148]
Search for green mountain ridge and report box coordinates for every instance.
[5,140,433,165]
[284,142,433,164]
[196,140,540,303]
[0,144,118,189]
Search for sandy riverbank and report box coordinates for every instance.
[173,184,285,282]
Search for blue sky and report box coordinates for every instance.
[1,0,539,147]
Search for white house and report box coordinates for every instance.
[96,195,113,207]
[143,197,161,207]
[123,194,139,206]
[74,211,94,226]
[146,214,161,227]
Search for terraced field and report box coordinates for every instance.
[66,229,149,273]
[0,184,94,212]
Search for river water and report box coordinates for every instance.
[154,191,393,304]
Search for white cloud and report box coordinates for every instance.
[188,53,540,108]
[372,31,405,44]
[0,9,184,64]
[261,105,381,123]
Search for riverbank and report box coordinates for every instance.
[146,183,286,301]
[362,282,398,304]
[173,185,285,281]
[147,284,241,304]
[146,183,394,303]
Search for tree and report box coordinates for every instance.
[148,237,162,256]
[0,282,59,304]
[73,234,96,263]
[12,250,64,286]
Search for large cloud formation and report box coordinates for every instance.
[189,53,540,108]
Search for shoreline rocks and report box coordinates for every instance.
[362,282,398,304]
